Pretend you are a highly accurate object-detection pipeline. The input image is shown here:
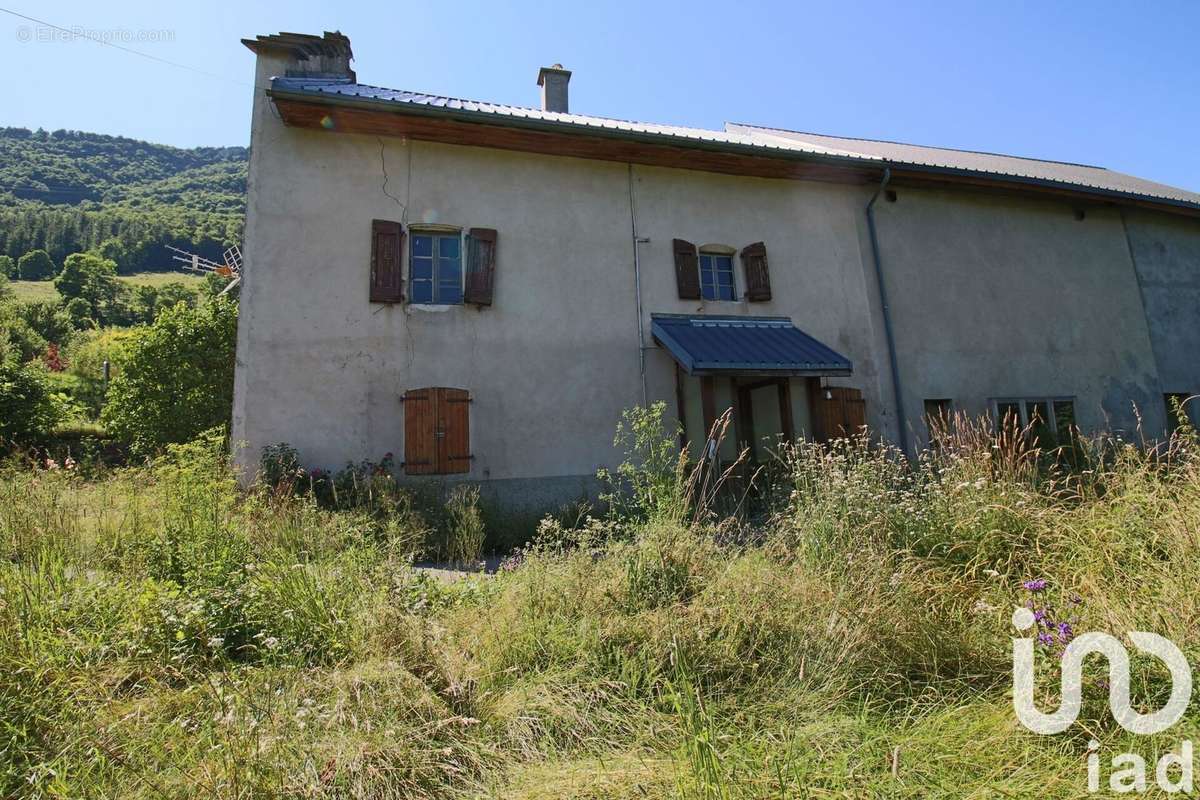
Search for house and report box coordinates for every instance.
[234,31,1200,510]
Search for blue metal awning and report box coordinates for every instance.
[651,314,852,376]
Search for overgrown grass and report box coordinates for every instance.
[3,413,1200,797]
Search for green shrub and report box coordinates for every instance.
[0,361,56,447]
[0,306,47,363]
[598,401,690,526]
[260,441,303,490]
[101,298,236,455]
[13,300,74,347]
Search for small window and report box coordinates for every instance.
[991,397,1075,445]
[923,399,953,442]
[410,232,463,305]
[698,252,736,301]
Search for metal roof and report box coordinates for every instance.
[269,76,1200,212]
[270,77,847,155]
[651,315,852,376]
[727,123,1200,208]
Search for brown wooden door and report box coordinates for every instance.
[404,387,471,474]
[815,387,866,441]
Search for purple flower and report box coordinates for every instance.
[1037,632,1055,647]
[1022,579,1048,592]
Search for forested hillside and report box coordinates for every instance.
[0,127,246,273]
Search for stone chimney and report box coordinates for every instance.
[536,64,571,113]
[241,31,355,81]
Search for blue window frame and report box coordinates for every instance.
[410,232,463,304]
[699,252,736,301]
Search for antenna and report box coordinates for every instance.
[167,244,243,294]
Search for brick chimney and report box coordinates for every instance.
[536,64,571,113]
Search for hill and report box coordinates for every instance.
[0,127,246,274]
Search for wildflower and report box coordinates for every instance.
[207,636,225,649]
[46,458,59,470]
[263,636,280,650]
[64,457,76,471]
[1022,579,1048,592]
[1037,632,1055,647]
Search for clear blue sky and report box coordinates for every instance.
[2,0,1198,192]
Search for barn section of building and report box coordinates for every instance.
[233,31,1200,510]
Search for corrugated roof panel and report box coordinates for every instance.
[726,123,1200,206]
[269,77,863,158]
[268,77,1200,210]
[651,315,852,376]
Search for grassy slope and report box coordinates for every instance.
[9,271,205,303]
[2,426,1200,798]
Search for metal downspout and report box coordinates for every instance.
[866,168,910,456]
[629,163,650,407]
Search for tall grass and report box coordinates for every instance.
[2,413,1199,797]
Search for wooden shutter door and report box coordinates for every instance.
[370,219,405,303]
[816,387,866,440]
[438,388,472,474]
[740,242,772,302]
[403,388,436,474]
[673,238,701,300]
[844,390,866,433]
[464,228,497,306]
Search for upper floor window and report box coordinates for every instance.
[698,251,736,301]
[672,239,770,302]
[410,232,462,305]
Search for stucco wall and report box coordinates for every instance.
[236,51,1199,506]
[237,57,640,490]
[234,55,894,497]
[1124,209,1200,403]
[869,187,1168,442]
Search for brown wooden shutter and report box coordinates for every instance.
[740,241,771,302]
[464,228,497,306]
[439,388,472,474]
[403,388,436,474]
[370,219,404,303]
[673,238,701,300]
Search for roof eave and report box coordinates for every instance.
[266,86,1200,215]
[689,366,853,377]
[265,86,884,172]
